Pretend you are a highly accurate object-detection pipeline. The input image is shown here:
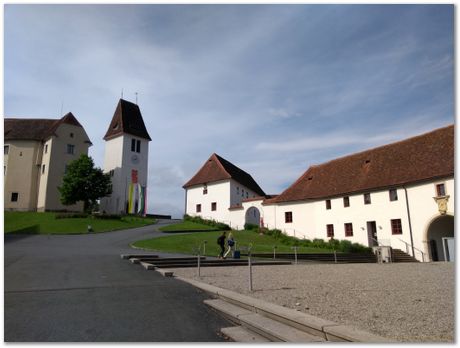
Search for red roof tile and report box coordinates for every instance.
[183,153,266,196]
[271,125,454,204]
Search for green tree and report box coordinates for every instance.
[59,154,112,213]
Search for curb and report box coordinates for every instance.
[174,275,394,343]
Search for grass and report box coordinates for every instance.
[159,221,219,232]
[4,212,156,234]
[132,230,333,257]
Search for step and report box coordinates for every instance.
[204,299,325,342]
[121,254,158,259]
[221,326,270,343]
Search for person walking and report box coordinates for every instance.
[223,232,235,258]
[217,231,226,259]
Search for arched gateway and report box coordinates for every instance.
[245,206,261,226]
[426,214,454,261]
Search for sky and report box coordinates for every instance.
[4,4,454,218]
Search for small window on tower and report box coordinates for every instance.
[136,140,141,153]
[131,139,136,152]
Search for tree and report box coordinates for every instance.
[59,154,112,213]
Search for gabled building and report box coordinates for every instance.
[183,153,266,225]
[183,125,454,262]
[4,113,92,212]
[99,99,151,215]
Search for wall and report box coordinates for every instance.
[185,180,231,224]
[100,134,149,214]
[39,123,89,212]
[4,140,41,211]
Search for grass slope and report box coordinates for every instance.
[133,230,331,257]
[159,221,218,232]
[4,212,156,234]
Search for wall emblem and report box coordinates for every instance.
[433,195,449,215]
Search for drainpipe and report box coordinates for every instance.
[403,186,415,257]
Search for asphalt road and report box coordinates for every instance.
[4,220,230,342]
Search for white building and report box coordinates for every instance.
[4,113,92,212]
[183,125,454,262]
[183,153,266,227]
[100,99,151,215]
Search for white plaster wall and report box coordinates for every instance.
[185,180,231,223]
[405,178,454,261]
[229,179,259,206]
[270,201,317,239]
[101,134,149,214]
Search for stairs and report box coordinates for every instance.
[177,277,393,343]
[246,252,377,263]
[391,249,419,262]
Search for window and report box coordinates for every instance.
[326,224,334,238]
[45,144,48,154]
[67,144,75,155]
[391,219,403,235]
[11,192,18,202]
[241,189,244,197]
[285,211,293,223]
[326,199,331,210]
[211,202,217,211]
[364,193,371,205]
[203,185,208,195]
[4,145,9,155]
[389,189,398,201]
[131,139,136,152]
[246,192,249,199]
[436,183,446,197]
[42,165,45,174]
[196,204,201,213]
[70,132,74,138]
[109,169,114,177]
[343,196,350,207]
[236,187,239,195]
[344,223,353,237]
[4,166,6,175]
[136,140,141,153]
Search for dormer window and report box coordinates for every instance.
[113,123,119,130]
[70,132,74,138]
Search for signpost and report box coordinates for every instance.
[240,243,253,291]
[291,246,298,265]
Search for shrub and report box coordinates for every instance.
[183,214,230,230]
[93,214,122,220]
[244,223,259,231]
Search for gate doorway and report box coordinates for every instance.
[245,207,261,227]
[427,215,454,261]
[367,221,378,247]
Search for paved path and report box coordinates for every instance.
[4,220,230,342]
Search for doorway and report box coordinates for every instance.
[427,215,454,261]
[367,221,378,247]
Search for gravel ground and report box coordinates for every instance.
[171,262,454,342]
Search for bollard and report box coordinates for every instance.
[197,252,201,277]
[248,253,253,292]
[203,241,207,256]
[291,246,298,265]
[334,250,337,263]
[273,246,277,259]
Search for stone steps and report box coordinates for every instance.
[205,299,325,342]
[220,326,270,343]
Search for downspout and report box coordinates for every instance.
[403,186,415,257]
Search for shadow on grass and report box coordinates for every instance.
[4,225,41,243]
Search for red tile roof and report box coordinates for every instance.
[183,153,266,196]
[271,125,454,204]
[104,99,151,141]
[4,113,89,143]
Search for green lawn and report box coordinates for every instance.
[132,230,332,257]
[4,212,156,234]
[159,221,219,232]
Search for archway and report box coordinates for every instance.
[245,206,261,227]
[426,215,454,261]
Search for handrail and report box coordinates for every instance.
[371,237,385,246]
[398,238,426,262]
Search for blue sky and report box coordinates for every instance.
[5,5,454,217]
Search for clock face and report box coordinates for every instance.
[131,154,139,164]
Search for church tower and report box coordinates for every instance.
[100,99,151,215]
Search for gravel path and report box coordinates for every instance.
[171,262,454,342]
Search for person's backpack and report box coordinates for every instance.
[217,236,224,245]
[228,239,235,247]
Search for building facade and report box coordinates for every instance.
[99,99,151,215]
[183,125,454,262]
[4,113,92,212]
